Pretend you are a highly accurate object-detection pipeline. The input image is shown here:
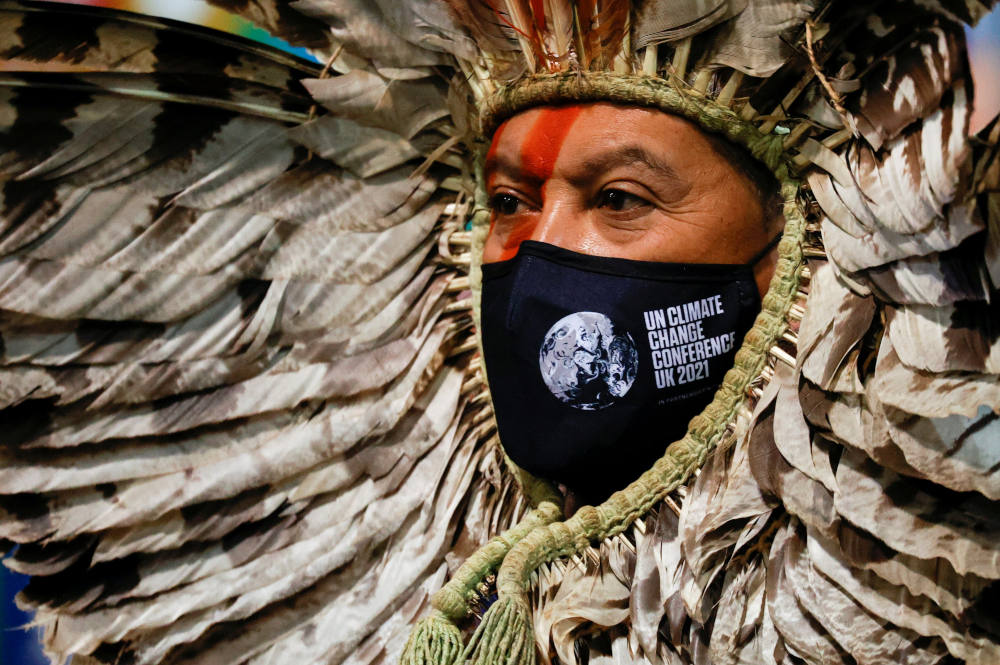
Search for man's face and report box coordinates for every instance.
[483,103,779,294]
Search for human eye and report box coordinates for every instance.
[489,191,527,217]
[596,188,651,212]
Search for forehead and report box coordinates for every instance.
[487,102,721,167]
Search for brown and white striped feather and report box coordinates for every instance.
[707,555,767,665]
[292,0,461,69]
[0,322,456,545]
[239,415,486,665]
[630,504,684,662]
[201,0,336,51]
[0,5,508,665]
[137,410,481,665]
[703,0,816,78]
[0,318,450,493]
[36,370,467,662]
[869,339,1000,497]
[71,383,463,615]
[250,163,442,233]
[303,70,451,140]
[831,519,992,622]
[832,446,1000,578]
[0,5,313,96]
[678,423,773,623]
[886,300,1000,373]
[632,0,738,50]
[796,260,875,391]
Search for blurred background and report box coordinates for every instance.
[969,6,1000,134]
[1,1,999,663]
[40,0,322,62]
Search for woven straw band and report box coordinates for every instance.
[480,71,791,176]
[403,70,807,665]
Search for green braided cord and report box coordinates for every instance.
[399,498,562,665]
[400,610,464,665]
[502,454,565,516]
[428,498,562,621]
[462,71,807,664]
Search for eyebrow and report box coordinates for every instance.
[485,152,522,184]
[576,144,683,184]
[484,142,689,193]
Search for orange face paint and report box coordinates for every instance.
[488,106,583,260]
[519,106,583,186]
[496,218,541,261]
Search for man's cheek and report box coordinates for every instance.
[487,216,540,262]
[497,218,539,261]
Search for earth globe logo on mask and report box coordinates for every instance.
[538,312,639,410]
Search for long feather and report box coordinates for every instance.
[807,527,998,662]
[536,0,575,70]
[0,4,488,665]
[781,523,949,665]
[766,522,852,665]
[498,0,542,71]
[832,447,1000,579]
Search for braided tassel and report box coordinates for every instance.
[400,498,562,665]
[400,609,464,665]
[464,508,602,665]
[463,595,536,665]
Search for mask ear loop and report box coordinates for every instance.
[746,232,784,267]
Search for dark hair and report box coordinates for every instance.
[702,131,783,225]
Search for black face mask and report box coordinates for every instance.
[481,240,771,504]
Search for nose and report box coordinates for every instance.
[484,182,586,263]
[529,190,578,249]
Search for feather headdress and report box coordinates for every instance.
[0,1,997,665]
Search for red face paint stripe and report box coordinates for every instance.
[498,218,539,261]
[519,105,582,185]
[488,106,583,261]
